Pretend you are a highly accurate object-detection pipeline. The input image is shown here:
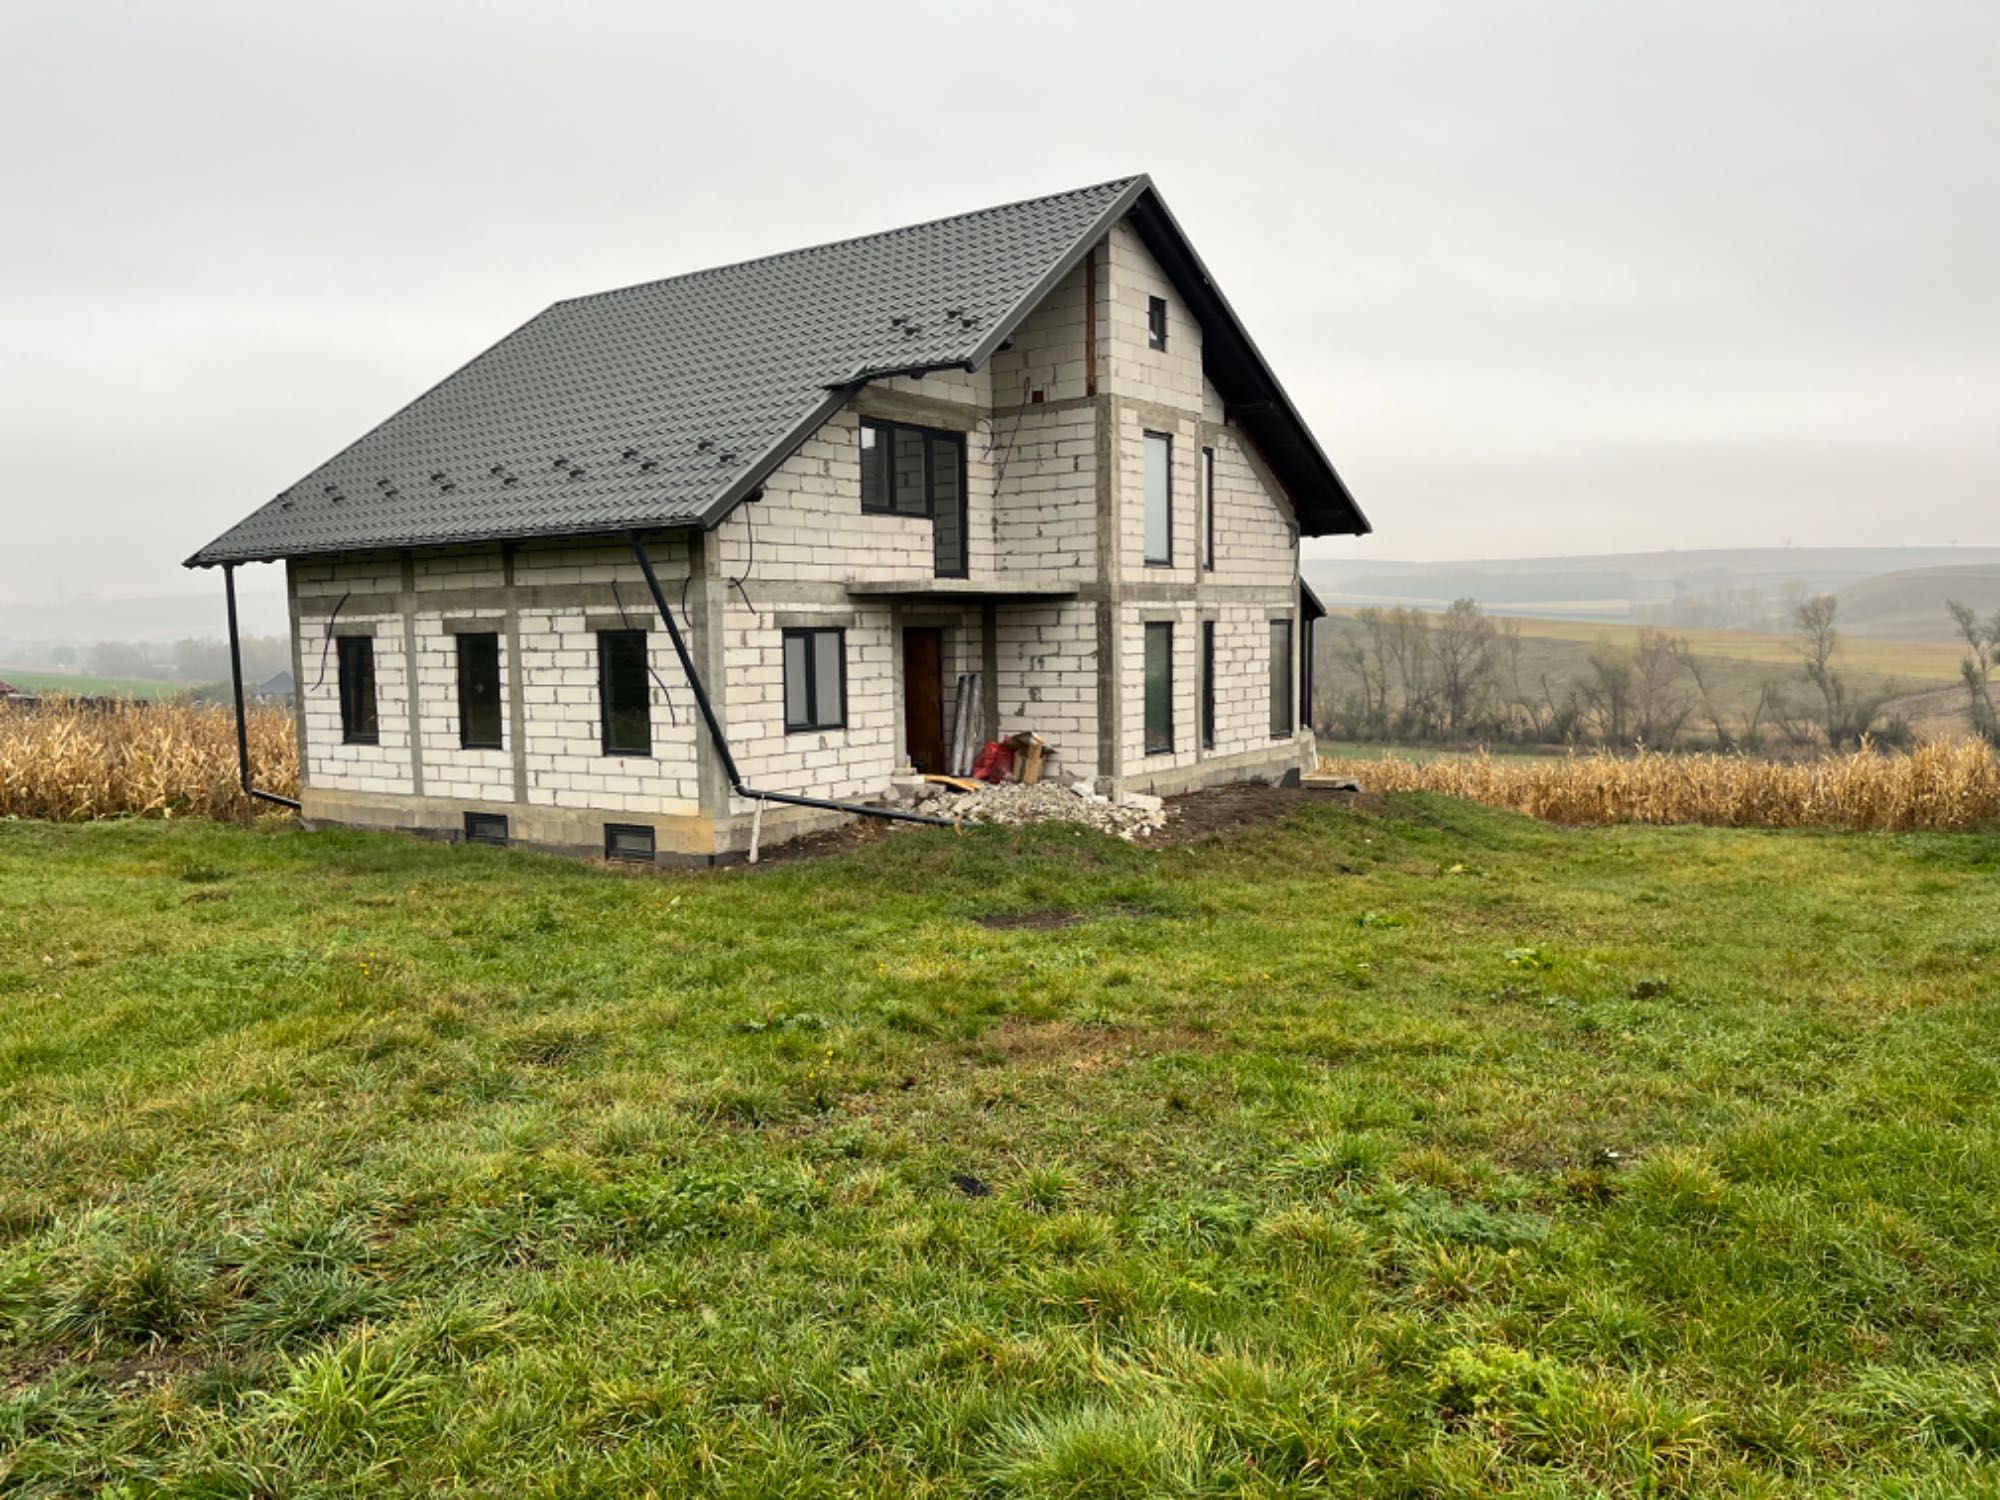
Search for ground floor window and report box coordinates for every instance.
[1144,621,1174,755]
[337,635,378,744]
[1201,620,1216,750]
[784,627,846,732]
[604,823,655,862]
[456,632,503,749]
[598,630,651,756]
[463,811,509,846]
[1270,618,1293,738]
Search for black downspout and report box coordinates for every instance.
[628,533,741,790]
[627,533,953,830]
[223,563,304,814]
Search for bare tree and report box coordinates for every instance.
[1631,626,1694,745]
[1432,598,1496,736]
[1580,637,1635,743]
[1949,598,2000,744]
[1384,607,1436,736]
[1671,639,1734,748]
[1793,594,1902,748]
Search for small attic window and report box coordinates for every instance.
[1147,296,1168,351]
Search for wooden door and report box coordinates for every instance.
[903,628,945,772]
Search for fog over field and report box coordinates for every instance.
[3,2,1997,611]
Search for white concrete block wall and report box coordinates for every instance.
[714,401,999,585]
[991,403,1098,582]
[410,549,511,803]
[996,602,1097,777]
[1209,432,1299,585]
[726,601,899,809]
[514,539,699,816]
[1205,606,1299,756]
[296,616,414,798]
[989,259,1092,406]
[1121,603,1300,777]
[293,553,402,601]
[1105,221,1204,411]
[413,616,513,803]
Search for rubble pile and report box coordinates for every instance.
[910,778,1172,840]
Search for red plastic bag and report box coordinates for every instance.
[971,741,1015,783]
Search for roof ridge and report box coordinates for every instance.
[552,174,1147,309]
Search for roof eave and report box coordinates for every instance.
[184,510,710,570]
[1122,187,1370,539]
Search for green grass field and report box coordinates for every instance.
[0,668,185,700]
[4,804,1999,1495]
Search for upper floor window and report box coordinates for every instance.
[456,632,502,749]
[337,635,378,744]
[860,420,962,518]
[1147,296,1168,351]
[1201,447,1216,572]
[1143,431,1172,566]
[598,629,651,756]
[860,418,967,577]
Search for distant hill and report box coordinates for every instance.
[1832,565,2000,642]
[1305,545,2000,636]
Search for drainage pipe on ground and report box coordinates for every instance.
[626,534,954,842]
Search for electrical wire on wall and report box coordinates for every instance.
[727,502,760,622]
[309,591,352,691]
[987,377,1033,495]
[611,577,679,726]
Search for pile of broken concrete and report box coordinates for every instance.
[899,777,1172,841]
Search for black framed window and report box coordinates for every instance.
[859,419,967,577]
[1270,619,1294,739]
[456,632,502,749]
[598,630,651,756]
[1201,620,1217,751]
[1147,295,1168,351]
[464,811,509,846]
[1144,621,1174,756]
[1143,431,1172,566]
[605,824,655,862]
[1201,447,1216,572]
[336,635,378,744]
[783,628,846,732]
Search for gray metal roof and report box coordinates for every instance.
[189,173,1365,566]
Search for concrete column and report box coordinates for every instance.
[687,529,734,820]
[979,599,1000,741]
[1093,394,1121,781]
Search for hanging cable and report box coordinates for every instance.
[309,590,352,691]
[988,377,1032,494]
[611,576,679,726]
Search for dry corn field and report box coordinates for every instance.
[1323,739,2000,832]
[0,699,297,821]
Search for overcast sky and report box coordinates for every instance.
[3,0,1996,605]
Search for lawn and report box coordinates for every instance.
[2,800,1998,1495]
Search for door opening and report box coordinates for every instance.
[902,628,946,773]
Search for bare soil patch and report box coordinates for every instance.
[957,1018,1218,1072]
